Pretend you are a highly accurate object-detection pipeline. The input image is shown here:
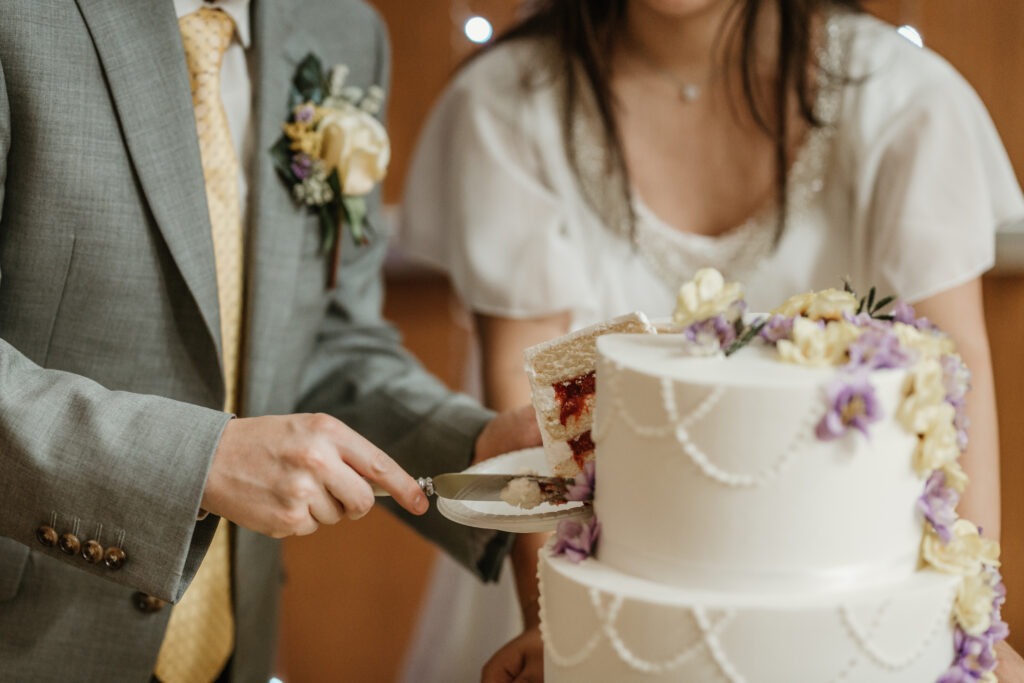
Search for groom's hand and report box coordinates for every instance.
[201,413,429,537]
[474,404,542,464]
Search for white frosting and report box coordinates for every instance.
[501,476,544,510]
[592,334,922,592]
[541,550,958,683]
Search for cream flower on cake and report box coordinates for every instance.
[772,288,858,321]
[893,322,956,360]
[777,318,862,367]
[913,413,960,475]
[955,571,998,635]
[940,460,970,494]
[922,519,1000,576]
[897,358,948,432]
[673,268,744,328]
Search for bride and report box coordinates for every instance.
[400,0,1024,679]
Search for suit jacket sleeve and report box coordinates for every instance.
[0,57,230,603]
[294,12,513,582]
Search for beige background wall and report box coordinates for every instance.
[275,2,1024,680]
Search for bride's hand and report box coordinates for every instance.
[481,626,543,683]
[473,404,541,464]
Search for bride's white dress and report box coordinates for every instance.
[397,11,1023,683]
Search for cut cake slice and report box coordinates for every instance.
[523,312,656,476]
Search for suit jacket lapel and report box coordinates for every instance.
[243,0,303,416]
[75,0,223,372]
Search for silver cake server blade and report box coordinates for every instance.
[371,473,572,502]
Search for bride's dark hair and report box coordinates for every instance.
[491,0,863,236]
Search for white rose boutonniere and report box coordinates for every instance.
[271,54,390,288]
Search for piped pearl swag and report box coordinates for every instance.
[154,8,241,683]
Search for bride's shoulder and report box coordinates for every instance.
[441,37,560,121]
[833,12,989,151]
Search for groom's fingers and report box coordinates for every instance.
[307,486,347,526]
[330,425,429,516]
[323,458,376,521]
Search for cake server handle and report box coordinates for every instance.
[370,477,435,497]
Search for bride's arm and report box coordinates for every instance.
[475,311,570,682]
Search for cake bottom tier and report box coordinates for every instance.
[540,550,960,683]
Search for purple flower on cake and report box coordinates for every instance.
[841,310,890,332]
[940,568,1008,683]
[566,461,595,502]
[893,299,936,331]
[759,314,794,344]
[918,470,960,543]
[552,517,601,564]
[941,354,972,451]
[846,328,916,371]
[815,371,882,440]
[682,313,737,351]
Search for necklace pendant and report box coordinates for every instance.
[680,84,701,103]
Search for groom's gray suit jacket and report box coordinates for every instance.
[0,1,508,680]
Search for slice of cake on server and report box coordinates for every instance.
[523,312,656,476]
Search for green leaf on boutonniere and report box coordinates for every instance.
[342,195,369,246]
[318,204,338,255]
[294,53,326,104]
[288,85,306,112]
[269,136,297,184]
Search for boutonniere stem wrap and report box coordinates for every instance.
[270,53,390,288]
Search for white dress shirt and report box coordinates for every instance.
[173,0,254,225]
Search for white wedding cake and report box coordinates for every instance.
[530,270,1006,683]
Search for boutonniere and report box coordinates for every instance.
[270,53,390,287]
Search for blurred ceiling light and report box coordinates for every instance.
[897,25,924,48]
[464,16,493,44]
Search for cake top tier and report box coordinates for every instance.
[598,333,903,390]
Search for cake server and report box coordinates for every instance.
[370,473,572,502]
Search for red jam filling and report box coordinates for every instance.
[568,430,595,470]
[554,371,596,426]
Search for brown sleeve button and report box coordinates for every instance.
[36,525,58,548]
[132,592,165,614]
[80,540,103,564]
[58,532,81,555]
[103,546,126,570]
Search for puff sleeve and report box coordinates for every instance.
[855,57,1024,303]
[399,50,587,319]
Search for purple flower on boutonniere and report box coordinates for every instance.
[290,152,313,180]
[918,470,960,543]
[566,461,595,502]
[815,371,881,440]
[294,102,316,124]
[846,328,916,371]
[552,517,601,564]
[758,314,794,344]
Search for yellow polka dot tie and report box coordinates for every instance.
[155,8,241,682]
